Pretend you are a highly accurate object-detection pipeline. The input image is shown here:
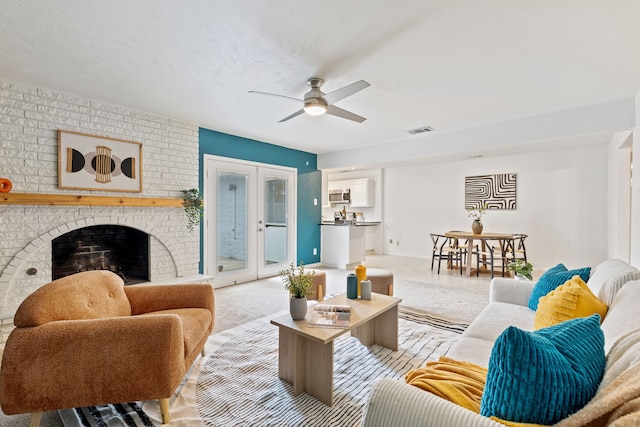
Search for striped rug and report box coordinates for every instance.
[58,307,467,426]
[195,306,468,426]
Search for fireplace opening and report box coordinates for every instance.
[52,225,149,284]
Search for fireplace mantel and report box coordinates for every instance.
[0,193,183,207]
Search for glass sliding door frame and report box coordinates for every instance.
[204,155,296,287]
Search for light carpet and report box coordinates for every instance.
[60,306,467,427]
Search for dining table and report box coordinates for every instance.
[444,231,516,277]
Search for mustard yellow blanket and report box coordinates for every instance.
[405,356,487,413]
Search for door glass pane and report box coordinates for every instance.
[217,172,248,272]
[264,177,287,265]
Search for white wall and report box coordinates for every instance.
[632,93,640,267]
[607,131,632,261]
[382,144,609,271]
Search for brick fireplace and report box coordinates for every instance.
[0,79,203,349]
[52,225,150,284]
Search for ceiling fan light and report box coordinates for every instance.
[304,97,328,116]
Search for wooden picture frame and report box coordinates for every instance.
[58,130,142,192]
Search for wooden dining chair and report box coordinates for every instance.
[476,238,510,278]
[430,234,464,274]
[510,234,528,262]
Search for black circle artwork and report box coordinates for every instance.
[120,157,135,179]
[91,155,116,174]
[69,149,86,172]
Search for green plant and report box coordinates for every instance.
[507,259,533,280]
[181,188,203,233]
[280,262,315,298]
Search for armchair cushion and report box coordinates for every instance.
[141,308,212,359]
[14,270,131,327]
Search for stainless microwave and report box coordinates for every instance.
[329,189,350,204]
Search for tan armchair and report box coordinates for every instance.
[0,270,214,426]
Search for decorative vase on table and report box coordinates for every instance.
[472,220,483,234]
[289,296,308,320]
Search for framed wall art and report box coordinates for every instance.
[58,130,142,192]
[465,173,517,210]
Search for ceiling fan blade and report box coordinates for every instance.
[278,109,305,123]
[323,80,370,105]
[325,105,366,123]
[248,91,302,103]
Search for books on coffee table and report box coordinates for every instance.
[307,304,351,328]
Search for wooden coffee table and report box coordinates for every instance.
[270,293,402,406]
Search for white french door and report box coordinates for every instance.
[204,155,296,287]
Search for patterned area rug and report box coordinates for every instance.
[195,306,467,426]
[59,402,154,426]
[59,306,467,426]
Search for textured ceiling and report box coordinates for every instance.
[1,0,640,158]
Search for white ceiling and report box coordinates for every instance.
[2,0,640,161]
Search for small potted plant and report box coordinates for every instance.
[508,259,533,280]
[181,188,203,233]
[280,262,315,320]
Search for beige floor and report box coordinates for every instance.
[213,254,495,333]
[1,254,498,427]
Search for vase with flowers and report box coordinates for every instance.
[467,204,486,234]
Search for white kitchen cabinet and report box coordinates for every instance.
[349,179,373,207]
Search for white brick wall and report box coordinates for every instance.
[0,79,200,347]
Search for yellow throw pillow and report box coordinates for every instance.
[534,275,608,329]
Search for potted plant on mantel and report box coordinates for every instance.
[507,259,533,280]
[280,262,315,320]
[181,188,203,233]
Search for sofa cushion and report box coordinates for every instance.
[447,337,495,369]
[534,276,607,329]
[600,280,640,354]
[587,259,640,306]
[480,315,605,425]
[528,265,591,310]
[14,270,131,327]
[463,302,535,341]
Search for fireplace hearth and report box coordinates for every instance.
[52,225,149,284]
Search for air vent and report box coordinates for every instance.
[407,126,434,135]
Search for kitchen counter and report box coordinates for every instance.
[321,224,374,270]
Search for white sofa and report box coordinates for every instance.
[361,259,640,426]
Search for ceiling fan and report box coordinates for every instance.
[249,78,370,123]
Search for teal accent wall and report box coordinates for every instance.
[199,128,321,270]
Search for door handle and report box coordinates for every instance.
[258,228,264,232]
